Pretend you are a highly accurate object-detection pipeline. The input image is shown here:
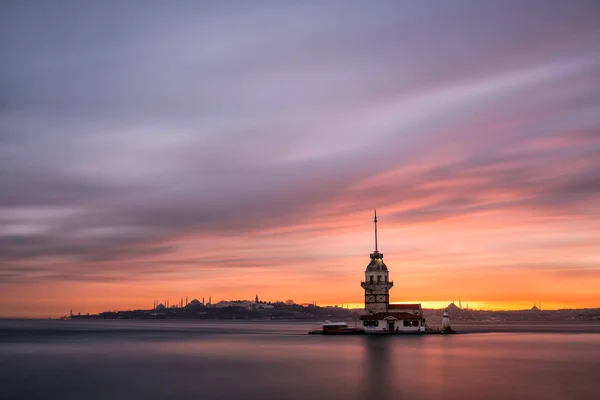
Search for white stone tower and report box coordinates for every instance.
[361,210,394,313]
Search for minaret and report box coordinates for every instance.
[361,210,394,313]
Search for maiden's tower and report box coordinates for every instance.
[360,211,425,332]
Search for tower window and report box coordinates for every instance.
[377,275,381,282]
[369,276,374,283]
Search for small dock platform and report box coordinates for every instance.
[309,320,456,335]
[308,329,456,335]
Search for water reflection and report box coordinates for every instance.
[1,320,600,400]
[361,336,393,400]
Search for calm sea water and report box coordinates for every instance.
[1,320,599,400]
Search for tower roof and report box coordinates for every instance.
[366,252,388,271]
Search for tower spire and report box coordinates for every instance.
[374,209,378,252]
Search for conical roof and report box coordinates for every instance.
[366,251,387,271]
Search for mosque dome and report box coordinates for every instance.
[182,299,201,309]
[185,299,201,308]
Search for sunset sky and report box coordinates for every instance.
[1,1,599,317]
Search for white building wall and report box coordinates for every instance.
[361,318,425,333]
[362,320,386,332]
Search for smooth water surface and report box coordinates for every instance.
[1,320,599,400]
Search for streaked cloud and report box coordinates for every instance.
[1,0,599,315]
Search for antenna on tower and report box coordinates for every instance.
[374,209,378,252]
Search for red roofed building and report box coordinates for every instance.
[388,303,421,311]
[360,212,426,332]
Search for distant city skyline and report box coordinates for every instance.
[1,1,600,317]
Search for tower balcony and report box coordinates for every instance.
[361,281,394,290]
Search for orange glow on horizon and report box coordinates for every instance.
[1,206,599,318]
